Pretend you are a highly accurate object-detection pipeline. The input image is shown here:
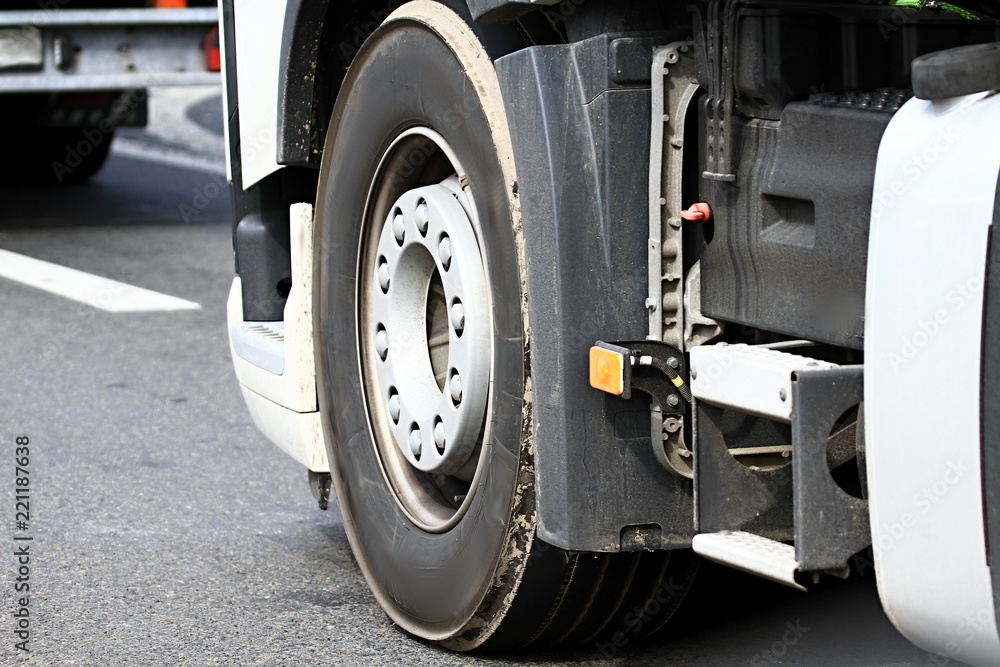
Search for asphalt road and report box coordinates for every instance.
[0,88,947,666]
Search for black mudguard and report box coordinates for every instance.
[495,34,695,552]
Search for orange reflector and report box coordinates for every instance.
[153,0,188,7]
[589,346,626,396]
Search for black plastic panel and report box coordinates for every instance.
[700,100,893,349]
[496,34,695,553]
[466,0,537,23]
[697,1,1000,346]
[235,212,291,322]
[732,3,1000,120]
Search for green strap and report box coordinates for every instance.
[858,0,980,20]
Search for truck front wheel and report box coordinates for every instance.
[315,0,696,650]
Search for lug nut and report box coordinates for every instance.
[388,392,400,422]
[392,212,405,244]
[449,372,463,403]
[408,427,422,456]
[415,203,429,235]
[377,259,390,292]
[375,328,388,360]
[450,301,465,332]
[433,420,446,449]
[439,236,452,270]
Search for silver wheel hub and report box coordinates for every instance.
[370,176,490,475]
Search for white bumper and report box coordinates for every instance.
[865,91,1000,666]
[227,203,329,473]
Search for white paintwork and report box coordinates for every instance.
[693,531,805,592]
[0,249,200,312]
[232,0,287,188]
[865,91,1000,667]
[227,203,329,472]
[689,343,836,422]
[239,385,328,473]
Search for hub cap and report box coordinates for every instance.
[369,176,490,476]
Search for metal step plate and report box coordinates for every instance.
[230,321,285,375]
[692,531,805,591]
[689,343,837,421]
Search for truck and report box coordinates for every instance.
[0,1,219,185]
[221,0,1000,663]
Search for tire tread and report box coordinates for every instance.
[479,546,698,652]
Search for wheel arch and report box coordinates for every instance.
[275,0,558,170]
[275,0,332,168]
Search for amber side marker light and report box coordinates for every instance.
[589,343,631,398]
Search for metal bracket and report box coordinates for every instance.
[694,399,795,539]
[693,343,870,571]
[649,41,699,350]
[648,41,718,480]
[792,365,870,570]
[631,340,692,479]
[597,340,692,478]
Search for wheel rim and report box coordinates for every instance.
[359,127,493,533]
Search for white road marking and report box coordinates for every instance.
[0,249,201,312]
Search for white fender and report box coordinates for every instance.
[865,90,1000,667]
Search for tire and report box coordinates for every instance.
[45,128,114,185]
[315,0,698,651]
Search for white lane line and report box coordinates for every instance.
[0,249,201,312]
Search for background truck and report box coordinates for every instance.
[221,0,1000,663]
[0,1,218,185]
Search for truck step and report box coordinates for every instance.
[230,321,284,375]
[691,531,805,591]
[688,343,837,421]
